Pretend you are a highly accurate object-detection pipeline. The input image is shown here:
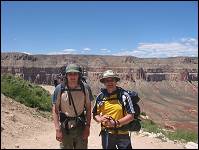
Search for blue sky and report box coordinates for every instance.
[1,1,198,58]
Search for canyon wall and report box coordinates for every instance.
[1,52,198,85]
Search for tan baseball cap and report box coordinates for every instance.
[100,70,120,83]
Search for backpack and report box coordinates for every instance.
[59,65,67,76]
[118,88,140,119]
[117,87,141,132]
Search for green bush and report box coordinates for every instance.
[164,129,198,142]
[141,119,162,133]
[141,118,198,143]
[1,74,51,111]
[140,112,146,116]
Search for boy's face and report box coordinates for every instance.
[67,72,79,83]
[103,77,117,89]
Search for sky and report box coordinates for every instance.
[1,1,198,58]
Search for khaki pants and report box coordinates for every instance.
[60,126,87,149]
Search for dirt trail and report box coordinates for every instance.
[1,85,186,149]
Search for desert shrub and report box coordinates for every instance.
[1,74,51,111]
[140,112,146,116]
[141,118,198,143]
[164,129,198,143]
[141,119,162,133]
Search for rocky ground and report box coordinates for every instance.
[2,85,197,149]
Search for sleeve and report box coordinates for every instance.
[51,84,61,104]
[51,94,54,105]
[92,94,102,116]
[122,92,135,114]
[92,101,98,116]
[85,87,91,105]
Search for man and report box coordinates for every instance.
[92,70,135,149]
[52,64,91,149]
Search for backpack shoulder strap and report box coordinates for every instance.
[92,91,104,116]
[58,83,65,111]
[79,81,87,109]
[95,89,107,105]
[60,83,66,94]
[116,87,125,106]
[116,87,126,116]
[117,87,136,115]
[80,81,86,97]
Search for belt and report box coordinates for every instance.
[101,127,128,135]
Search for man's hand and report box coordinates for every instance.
[82,125,90,140]
[103,118,116,128]
[100,115,116,128]
[100,115,110,122]
[56,128,63,142]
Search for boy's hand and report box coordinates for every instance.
[56,129,63,142]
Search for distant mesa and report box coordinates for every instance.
[1,52,198,85]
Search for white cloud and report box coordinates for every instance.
[22,51,32,55]
[137,42,187,51]
[83,48,91,51]
[181,38,198,45]
[100,48,108,51]
[114,38,198,58]
[100,48,111,53]
[47,52,68,55]
[63,49,77,53]
[48,48,77,55]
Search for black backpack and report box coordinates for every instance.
[59,65,67,76]
[118,88,140,119]
[116,87,141,132]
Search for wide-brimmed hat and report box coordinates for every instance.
[100,70,120,83]
[65,64,80,74]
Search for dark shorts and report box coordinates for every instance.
[61,126,87,149]
[101,130,132,149]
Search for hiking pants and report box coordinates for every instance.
[101,131,132,149]
[60,126,87,149]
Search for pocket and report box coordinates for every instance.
[67,120,77,129]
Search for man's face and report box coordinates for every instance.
[103,77,117,89]
[67,72,79,83]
